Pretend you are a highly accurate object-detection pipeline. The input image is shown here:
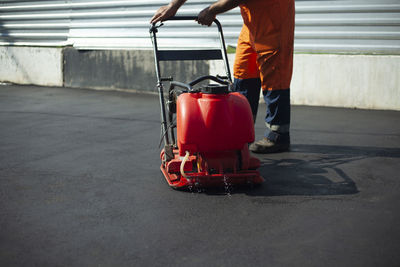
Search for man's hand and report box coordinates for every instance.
[150,4,178,24]
[150,0,241,25]
[196,0,243,26]
[196,7,217,26]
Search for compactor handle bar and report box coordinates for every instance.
[150,16,232,84]
[163,16,224,29]
[151,15,223,29]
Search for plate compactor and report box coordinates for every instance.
[150,17,264,189]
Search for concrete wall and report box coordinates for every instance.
[0,46,399,110]
[63,48,209,92]
[0,46,63,87]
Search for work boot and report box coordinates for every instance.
[249,137,290,154]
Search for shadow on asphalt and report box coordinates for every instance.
[200,144,400,196]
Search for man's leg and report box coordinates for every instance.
[264,88,291,148]
[233,26,261,121]
[248,48,291,153]
[249,88,291,153]
[233,78,261,122]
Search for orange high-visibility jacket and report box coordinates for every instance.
[233,0,295,91]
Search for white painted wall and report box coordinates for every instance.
[292,54,400,110]
[0,47,63,87]
[211,53,400,111]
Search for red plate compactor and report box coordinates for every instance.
[150,17,264,189]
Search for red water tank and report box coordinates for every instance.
[177,91,255,156]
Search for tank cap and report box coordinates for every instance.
[200,84,229,94]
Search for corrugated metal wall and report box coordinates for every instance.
[1,0,399,54]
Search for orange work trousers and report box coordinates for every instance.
[233,0,295,91]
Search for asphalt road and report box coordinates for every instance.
[1,84,399,267]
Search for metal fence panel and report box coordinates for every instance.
[0,0,399,54]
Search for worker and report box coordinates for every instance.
[151,0,295,153]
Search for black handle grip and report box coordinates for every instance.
[165,16,198,21]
